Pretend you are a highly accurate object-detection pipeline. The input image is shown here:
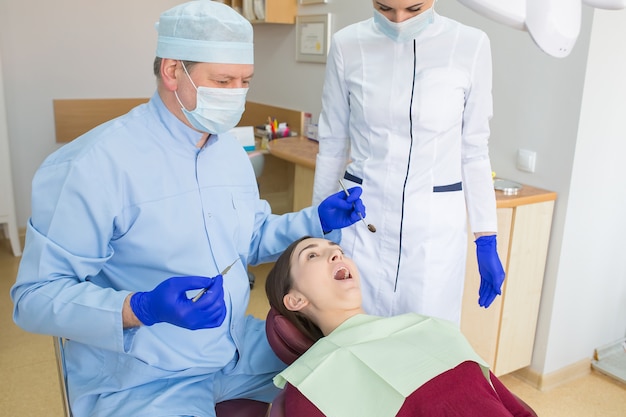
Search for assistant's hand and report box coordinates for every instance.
[318,186,366,233]
[130,275,227,330]
[475,235,506,308]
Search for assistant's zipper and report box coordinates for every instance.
[394,40,418,292]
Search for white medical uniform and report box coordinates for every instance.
[12,93,336,417]
[313,12,497,324]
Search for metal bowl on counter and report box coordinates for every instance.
[494,179,523,196]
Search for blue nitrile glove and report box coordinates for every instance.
[318,186,366,233]
[130,275,227,330]
[475,235,506,308]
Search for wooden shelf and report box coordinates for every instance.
[226,0,297,24]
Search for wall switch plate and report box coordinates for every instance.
[517,149,537,173]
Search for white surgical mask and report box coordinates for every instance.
[176,62,247,134]
[373,7,435,43]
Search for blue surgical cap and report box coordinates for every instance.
[156,1,254,64]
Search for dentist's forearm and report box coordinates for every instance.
[122,294,143,329]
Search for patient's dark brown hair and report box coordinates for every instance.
[265,236,324,343]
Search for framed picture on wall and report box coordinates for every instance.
[295,14,331,63]
[299,0,328,4]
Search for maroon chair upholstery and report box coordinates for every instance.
[264,307,538,417]
[265,307,315,366]
[215,399,269,417]
[265,307,313,417]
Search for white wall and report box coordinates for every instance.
[0,0,181,226]
[536,8,626,374]
[1,0,624,378]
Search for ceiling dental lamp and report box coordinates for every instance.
[457,0,625,58]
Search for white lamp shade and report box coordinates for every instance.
[456,0,623,58]
[526,0,581,58]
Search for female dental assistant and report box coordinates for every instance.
[312,0,505,324]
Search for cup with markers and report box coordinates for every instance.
[266,117,291,139]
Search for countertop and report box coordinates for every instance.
[266,136,557,207]
[267,136,317,170]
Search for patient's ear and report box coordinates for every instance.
[283,291,308,312]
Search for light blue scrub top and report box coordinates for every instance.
[11,93,336,416]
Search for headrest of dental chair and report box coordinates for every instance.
[265,307,315,365]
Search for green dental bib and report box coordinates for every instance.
[274,313,490,417]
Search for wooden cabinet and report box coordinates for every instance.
[224,0,297,24]
[264,137,316,213]
[460,186,556,376]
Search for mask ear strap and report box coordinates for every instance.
[179,60,199,90]
[174,90,188,112]
[175,61,198,112]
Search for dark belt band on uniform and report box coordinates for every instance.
[433,182,463,192]
[343,171,363,184]
[344,171,461,192]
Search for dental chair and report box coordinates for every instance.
[264,307,538,417]
[53,336,270,417]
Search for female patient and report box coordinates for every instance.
[265,236,533,417]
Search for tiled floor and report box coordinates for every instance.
[1,237,624,416]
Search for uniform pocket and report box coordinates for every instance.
[413,68,469,134]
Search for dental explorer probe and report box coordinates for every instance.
[338,179,376,233]
[191,258,238,302]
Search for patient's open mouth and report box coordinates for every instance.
[334,266,351,280]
